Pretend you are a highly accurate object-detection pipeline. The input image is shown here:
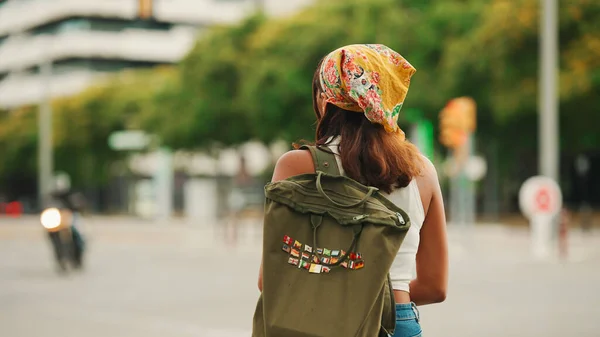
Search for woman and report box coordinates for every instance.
[258,44,448,336]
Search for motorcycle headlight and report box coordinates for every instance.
[40,208,62,230]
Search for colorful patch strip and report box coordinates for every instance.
[281,235,364,272]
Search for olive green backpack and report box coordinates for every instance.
[252,146,411,337]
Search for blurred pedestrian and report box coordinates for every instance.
[225,154,254,245]
[559,207,571,260]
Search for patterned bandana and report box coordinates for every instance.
[318,44,416,134]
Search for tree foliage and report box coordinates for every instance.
[0,0,598,201]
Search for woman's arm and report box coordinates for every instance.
[258,260,264,292]
[257,150,315,292]
[410,159,449,305]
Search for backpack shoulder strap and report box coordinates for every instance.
[300,145,341,176]
[379,274,397,336]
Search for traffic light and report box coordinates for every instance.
[439,97,476,149]
[439,126,467,149]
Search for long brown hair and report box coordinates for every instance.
[301,60,424,193]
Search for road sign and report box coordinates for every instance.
[108,130,152,151]
[519,176,562,219]
[464,156,487,181]
[518,176,562,259]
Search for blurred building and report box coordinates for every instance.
[0,0,312,109]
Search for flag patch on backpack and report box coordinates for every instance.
[281,235,364,272]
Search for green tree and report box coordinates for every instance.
[2,0,598,209]
[0,107,38,198]
[239,0,488,143]
[440,0,600,177]
[140,14,267,150]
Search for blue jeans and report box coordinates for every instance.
[391,302,422,337]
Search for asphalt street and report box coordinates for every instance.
[1,216,599,337]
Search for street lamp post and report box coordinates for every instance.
[38,59,53,209]
[539,0,559,181]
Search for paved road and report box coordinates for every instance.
[1,216,599,337]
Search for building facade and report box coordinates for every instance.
[0,0,312,109]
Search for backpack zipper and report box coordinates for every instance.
[352,214,368,221]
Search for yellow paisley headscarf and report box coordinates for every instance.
[318,44,416,134]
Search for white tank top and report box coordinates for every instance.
[327,138,425,292]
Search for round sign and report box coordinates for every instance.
[464,156,487,181]
[518,176,562,219]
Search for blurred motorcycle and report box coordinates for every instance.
[40,197,86,273]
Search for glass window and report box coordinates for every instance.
[35,58,168,75]
[29,17,173,36]
[58,19,91,33]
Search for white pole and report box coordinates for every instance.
[38,59,53,208]
[539,0,559,181]
[531,214,553,259]
[154,147,173,221]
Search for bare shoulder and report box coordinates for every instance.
[271,150,315,182]
[419,155,440,183]
[415,155,441,213]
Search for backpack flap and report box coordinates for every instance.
[265,172,410,230]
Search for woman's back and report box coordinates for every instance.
[258,44,448,337]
